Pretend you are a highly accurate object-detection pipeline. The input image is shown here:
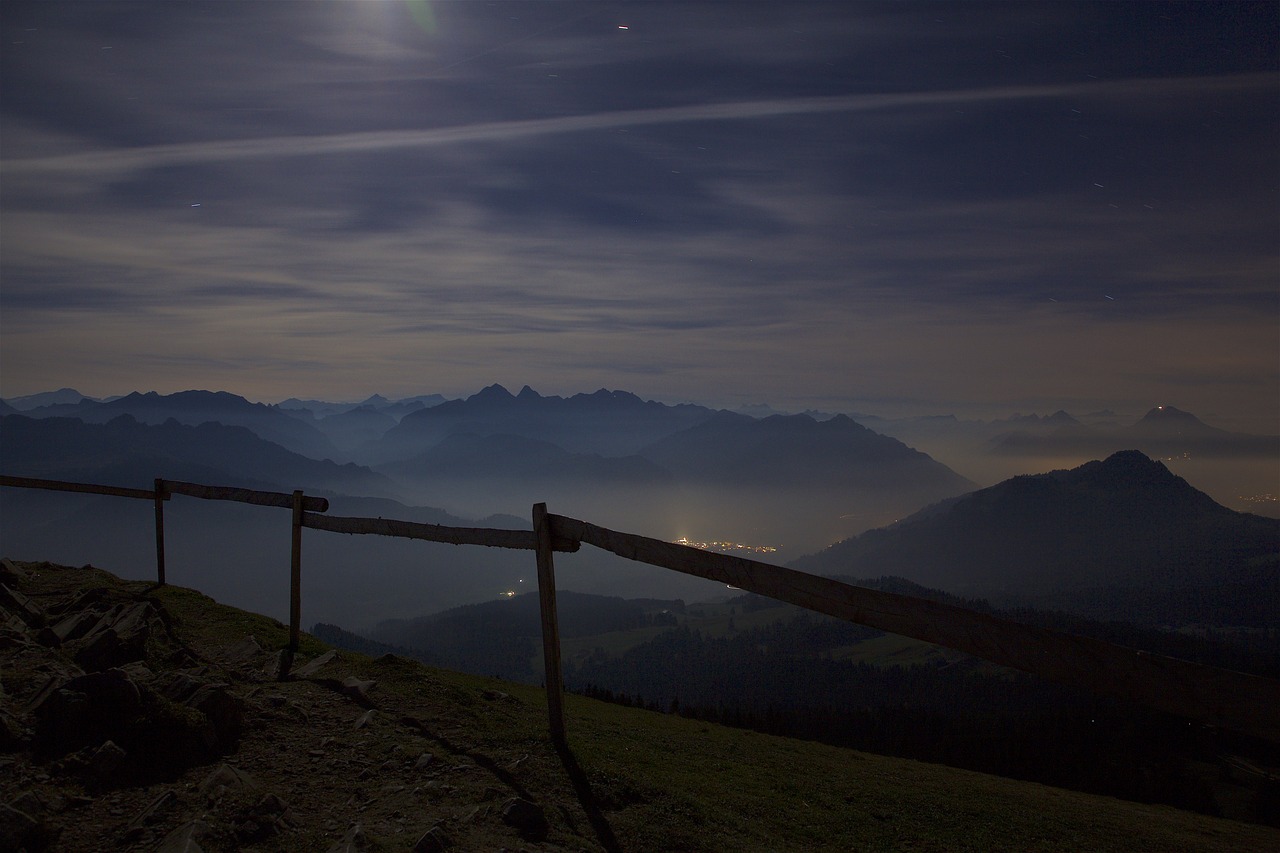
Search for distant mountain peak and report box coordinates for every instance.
[1074,449,1177,484]
[2,388,94,411]
[516,385,542,400]
[1131,405,1231,439]
[790,449,1276,625]
[1139,405,1201,424]
[471,384,514,402]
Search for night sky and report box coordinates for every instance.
[2,1,1277,430]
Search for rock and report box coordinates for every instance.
[501,797,549,841]
[50,611,99,643]
[0,711,29,753]
[0,802,53,852]
[118,661,154,682]
[199,763,260,800]
[7,791,45,817]
[157,673,245,751]
[231,796,293,847]
[292,649,338,678]
[481,689,510,701]
[224,634,265,663]
[0,583,46,627]
[414,752,436,770]
[353,709,375,730]
[0,558,28,582]
[341,676,377,704]
[73,626,127,671]
[71,602,155,670]
[34,626,61,647]
[1,611,34,646]
[185,683,245,748]
[266,648,293,681]
[30,669,142,758]
[326,822,369,853]
[252,792,293,825]
[155,819,210,853]
[412,824,450,851]
[128,788,178,828]
[47,586,109,616]
[86,739,127,781]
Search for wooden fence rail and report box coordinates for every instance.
[0,474,167,502]
[300,511,579,553]
[161,480,329,512]
[547,513,1280,744]
[3,473,1278,746]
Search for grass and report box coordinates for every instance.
[560,695,1276,852]
[325,624,1280,851]
[555,598,981,681]
[8,561,1279,851]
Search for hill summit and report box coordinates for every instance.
[792,450,1280,624]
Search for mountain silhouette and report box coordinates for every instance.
[1130,405,1227,439]
[367,384,718,465]
[314,405,398,452]
[278,393,446,422]
[390,432,673,487]
[639,411,974,492]
[791,450,1279,626]
[2,387,94,410]
[19,390,341,461]
[0,413,395,498]
[990,406,1276,458]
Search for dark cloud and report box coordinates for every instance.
[0,1,1276,429]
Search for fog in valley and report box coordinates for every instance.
[2,386,1275,631]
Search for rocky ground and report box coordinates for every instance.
[0,559,611,852]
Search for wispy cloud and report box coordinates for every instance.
[5,73,1268,178]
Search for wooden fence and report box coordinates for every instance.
[2,473,1278,746]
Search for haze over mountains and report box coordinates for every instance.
[1,383,1276,630]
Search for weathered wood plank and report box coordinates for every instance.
[0,474,163,502]
[533,503,566,743]
[161,480,329,512]
[154,478,167,585]
[549,513,1280,743]
[300,511,580,552]
[289,490,303,653]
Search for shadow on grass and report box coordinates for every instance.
[555,738,623,853]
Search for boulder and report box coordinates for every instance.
[155,820,210,853]
[501,797,549,841]
[30,669,142,757]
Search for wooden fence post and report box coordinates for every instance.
[153,479,166,585]
[533,502,566,743]
[289,489,303,653]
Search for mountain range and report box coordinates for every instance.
[365,384,719,464]
[358,385,975,548]
[1,384,1274,629]
[10,390,341,461]
[0,413,394,498]
[988,405,1278,459]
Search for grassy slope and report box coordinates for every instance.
[149,579,1279,852]
[555,599,964,673]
